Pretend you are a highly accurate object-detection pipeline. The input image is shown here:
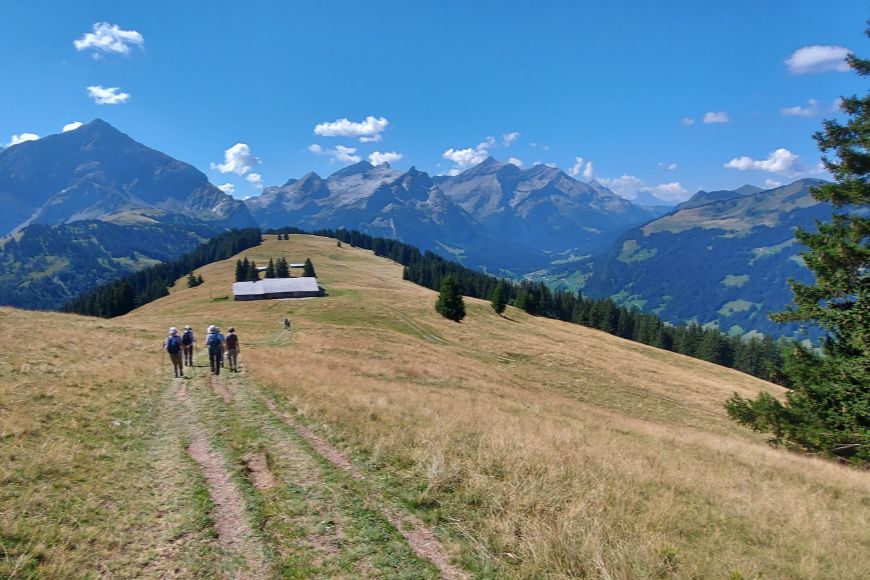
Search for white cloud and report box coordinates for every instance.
[765,179,783,189]
[314,116,389,142]
[210,143,261,175]
[647,182,688,202]
[703,111,730,124]
[62,121,84,132]
[833,97,845,112]
[74,22,144,57]
[442,136,495,172]
[724,148,802,175]
[217,183,236,195]
[507,156,523,167]
[334,145,360,163]
[7,133,39,147]
[246,173,263,188]
[681,117,695,126]
[781,98,819,117]
[86,85,130,105]
[368,151,403,166]
[307,143,361,164]
[598,175,689,202]
[785,45,851,74]
[568,156,594,179]
[502,131,520,146]
[658,162,678,170]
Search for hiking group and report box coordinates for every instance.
[164,325,240,378]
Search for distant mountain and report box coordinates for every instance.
[673,184,762,211]
[581,179,839,336]
[0,119,256,309]
[433,158,659,253]
[247,158,658,272]
[0,119,254,236]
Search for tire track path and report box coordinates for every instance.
[172,375,270,578]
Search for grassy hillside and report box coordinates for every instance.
[3,234,869,578]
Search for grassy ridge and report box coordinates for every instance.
[3,234,869,578]
[129,234,870,578]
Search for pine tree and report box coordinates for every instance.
[247,260,259,281]
[275,257,290,278]
[235,259,246,282]
[490,283,507,315]
[435,275,466,322]
[265,258,276,278]
[196,274,204,286]
[303,258,316,277]
[727,38,870,462]
[186,272,198,288]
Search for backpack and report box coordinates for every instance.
[166,336,182,355]
[181,330,193,346]
[226,334,238,349]
[207,333,224,352]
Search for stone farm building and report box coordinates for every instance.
[233,277,323,301]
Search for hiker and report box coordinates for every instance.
[284,318,291,331]
[206,325,226,376]
[181,324,195,366]
[165,327,184,378]
[225,327,240,372]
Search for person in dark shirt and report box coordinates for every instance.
[225,327,240,372]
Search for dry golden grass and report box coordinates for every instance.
[3,234,869,578]
[0,308,224,577]
[124,234,870,579]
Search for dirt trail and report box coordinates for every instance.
[263,397,468,580]
[174,375,269,578]
[210,374,235,403]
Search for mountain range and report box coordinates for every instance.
[245,156,663,272]
[0,119,840,338]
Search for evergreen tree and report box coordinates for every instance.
[235,259,246,282]
[265,258,276,278]
[727,39,870,462]
[490,283,507,315]
[196,274,204,286]
[275,257,290,278]
[303,258,316,277]
[247,260,259,281]
[435,275,466,322]
[186,272,198,288]
[337,240,342,248]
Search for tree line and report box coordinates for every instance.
[234,255,316,281]
[268,227,790,386]
[63,228,262,317]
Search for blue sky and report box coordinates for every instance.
[1,1,866,203]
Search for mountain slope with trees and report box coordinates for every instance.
[582,179,842,337]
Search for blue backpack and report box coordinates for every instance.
[207,333,224,353]
[166,335,182,354]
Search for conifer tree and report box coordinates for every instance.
[265,258,276,278]
[247,260,259,281]
[275,257,290,278]
[435,275,466,322]
[196,274,204,286]
[727,38,870,462]
[490,283,507,315]
[337,240,342,248]
[235,259,246,282]
[303,258,316,277]
[186,272,198,288]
